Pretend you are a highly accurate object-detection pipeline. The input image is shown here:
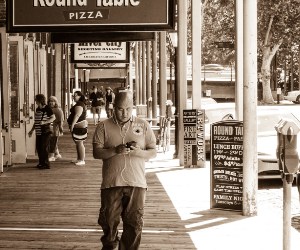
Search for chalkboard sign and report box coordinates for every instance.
[183,109,205,167]
[210,120,243,211]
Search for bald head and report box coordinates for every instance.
[114,91,134,123]
[114,91,133,107]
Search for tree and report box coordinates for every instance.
[191,0,300,103]
[258,0,300,103]
[195,0,235,64]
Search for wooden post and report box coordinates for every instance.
[66,44,71,113]
[159,32,167,118]
[139,42,143,105]
[152,33,158,126]
[178,0,188,165]
[243,0,258,216]
[134,43,140,105]
[142,42,147,105]
[54,44,62,105]
[146,41,152,119]
[192,0,202,109]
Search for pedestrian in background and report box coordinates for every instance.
[105,87,115,118]
[48,96,64,162]
[89,85,105,125]
[67,91,88,166]
[28,94,56,169]
[93,90,157,249]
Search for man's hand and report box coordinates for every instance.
[115,144,130,154]
[127,145,141,156]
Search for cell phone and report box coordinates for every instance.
[126,141,137,149]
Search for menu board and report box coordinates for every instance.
[183,109,205,167]
[210,120,243,211]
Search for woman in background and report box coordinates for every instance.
[105,87,115,118]
[67,91,88,166]
[48,96,64,162]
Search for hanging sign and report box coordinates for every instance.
[7,0,175,32]
[71,42,129,63]
[210,120,243,211]
[183,109,206,168]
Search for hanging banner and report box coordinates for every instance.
[7,0,175,32]
[210,120,243,211]
[71,42,129,63]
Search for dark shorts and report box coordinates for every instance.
[72,127,88,141]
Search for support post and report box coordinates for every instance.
[159,32,167,117]
[134,43,140,105]
[151,33,158,126]
[235,0,243,120]
[192,0,202,109]
[146,41,152,120]
[243,0,258,216]
[142,41,147,104]
[178,0,188,165]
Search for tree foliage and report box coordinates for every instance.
[191,0,300,103]
[189,0,235,64]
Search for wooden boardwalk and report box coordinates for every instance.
[0,123,197,250]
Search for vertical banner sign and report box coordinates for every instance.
[183,109,205,167]
[210,120,243,211]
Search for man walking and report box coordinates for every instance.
[90,86,105,125]
[93,90,157,249]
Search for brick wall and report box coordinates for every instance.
[0,0,6,22]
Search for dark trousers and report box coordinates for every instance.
[36,134,51,167]
[49,136,58,154]
[98,187,146,250]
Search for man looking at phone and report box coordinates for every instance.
[93,90,157,250]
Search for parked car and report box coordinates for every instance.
[204,104,300,178]
[257,108,300,178]
[201,64,225,71]
[284,90,300,103]
[186,97,217,109]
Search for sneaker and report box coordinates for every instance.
[71,159,79,163]
[55,154,62,159]
[75,160,85,166]
[49,156,56,162]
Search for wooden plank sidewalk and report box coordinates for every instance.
[0,123,197,250]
